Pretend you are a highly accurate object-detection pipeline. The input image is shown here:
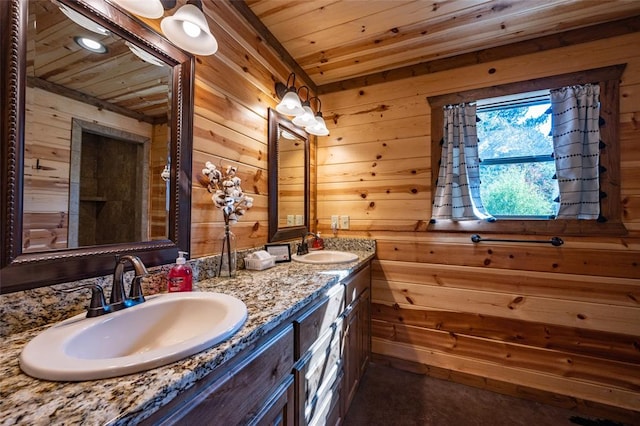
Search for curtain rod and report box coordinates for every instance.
[471,234,563,246]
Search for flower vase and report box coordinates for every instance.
[218,224,237,277]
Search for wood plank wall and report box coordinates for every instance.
[184,1,316,257]
[317,32,640,421]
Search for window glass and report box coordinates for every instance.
[476,92,558,218]
[427,64,627,236]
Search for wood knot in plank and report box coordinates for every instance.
[508,296,524,310]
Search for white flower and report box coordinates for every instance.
[203,161,253,223]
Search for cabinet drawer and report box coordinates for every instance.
[249,374,295,426]
[296,283,345,357]
[308,371,343,426]
[304,319,343,405]
[155,325,295,425]
[344,265,370,305]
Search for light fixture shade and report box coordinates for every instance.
[161,4,218,56]
[292,105,316,127]
[276,90,304,116]
[126,41,166,66]
[110,0,164,18]
[306,114,330,136]
[59,5,110,35]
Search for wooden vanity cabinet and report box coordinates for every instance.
[294,263,371,426]
[143,262,371,426]
[144,325,296,426]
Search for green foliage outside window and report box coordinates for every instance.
[477,103,558,217]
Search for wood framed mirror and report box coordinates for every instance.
[1,0,194,293]
[267,108,309,242]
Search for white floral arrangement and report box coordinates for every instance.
[202,161,254,224]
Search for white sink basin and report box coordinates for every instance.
[19,292,247,381]
[292,250,358,264]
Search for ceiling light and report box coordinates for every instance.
[275,73,304,116]
[59,4,110,35]
[74,36,108,54]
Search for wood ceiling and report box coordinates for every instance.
[28,0,171,124]
[242,0,640,91]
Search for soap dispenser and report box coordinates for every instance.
[168,251,193,292]
[311,232,325,250]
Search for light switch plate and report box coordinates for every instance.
[340,215,350,230]
[331,215,339,230]
[287,215,295,226]
[295,215,304,225]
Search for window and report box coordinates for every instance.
[476,91,557,218]
[427,65,627,236]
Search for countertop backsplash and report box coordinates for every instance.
[0,238,375,338]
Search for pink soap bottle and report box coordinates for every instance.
[168,251,192,292]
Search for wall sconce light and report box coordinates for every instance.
[275,73,305,116]
[305,97,329,136]
[109,0,218,56]
[275,73,330,136]
[292,86,317,128]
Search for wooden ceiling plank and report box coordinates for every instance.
[251,0,338,27]
[317,16,640,94]
[27,76,158,124]
[280,0,500,59]
[307,1,640,83]
[270,0,419,43]
[294,0,601,70]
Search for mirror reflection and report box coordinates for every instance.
[268,108,309,242]
[23,0,171,253]
[277,125,306,229]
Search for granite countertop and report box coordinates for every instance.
[0,247,374,426]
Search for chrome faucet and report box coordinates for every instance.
[297,232,318,256]
[110,255,148,311]
[57,255,148,318]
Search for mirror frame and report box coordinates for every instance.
[267,108,309,242]
[0,0,194,293]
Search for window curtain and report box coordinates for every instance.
[550,84,600,219]
[432,104,492,221]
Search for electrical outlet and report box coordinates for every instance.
[340,215,350,230]
[331,215,339,230]
[287,215,295,226]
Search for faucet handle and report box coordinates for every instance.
[128,276,146,304]
[59,284,110,318]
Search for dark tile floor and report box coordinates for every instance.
[344,363,629,426]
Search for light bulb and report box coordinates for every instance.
[81,38,102,50]
[293,105,316,127]
[276,90,304,116]
[182,21,202,38]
